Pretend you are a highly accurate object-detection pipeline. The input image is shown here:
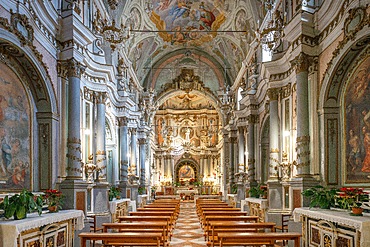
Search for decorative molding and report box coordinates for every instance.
[0,17,51,82]
[269,67,294,81]
[10,10,34,46]
[281,83,291,98]
[323,6,370,80]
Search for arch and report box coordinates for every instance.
[0,33,59,191]
[319,31,370,185]
[174,158,199,183]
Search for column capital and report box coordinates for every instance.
[58,58,86,78]
[94,91,108,104]
[119,117,128,126]
[247,114,258,124]
[138,138,147,145]
[290,53,312,73]
[267,87,280,101]
[130,128,137,135]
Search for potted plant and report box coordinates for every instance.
[138,186,146,195]
[336,187,368,215]
[108,186,121,201]
[301,185,338,209]
[0,189,43,219]
[43,189,64,212]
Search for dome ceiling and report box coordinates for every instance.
[114,0,261,96]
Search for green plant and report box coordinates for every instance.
[138,186,146,195]
[108,186,121,201]
[301,185,338,209]
[0,189,43,220]
[249,183,267,198]
[231,184,237,194]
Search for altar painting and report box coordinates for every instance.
[344,56,370,183]
[178,164,194,180]
[150,0,226,44]
[0,62,31,190]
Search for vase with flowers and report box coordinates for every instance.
[336,187,368,215]
[43,189,64,213]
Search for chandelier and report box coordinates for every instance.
[101,20,130,50]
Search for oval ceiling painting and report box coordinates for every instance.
[149,0,226,45]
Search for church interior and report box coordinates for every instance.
[0,0,370,246]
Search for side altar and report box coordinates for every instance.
[0,209,84,247]
[293,207,370,247]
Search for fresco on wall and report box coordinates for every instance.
[178,164,194,180]
[0,62,31,190]
[150,0,226,44]
[345,56,370,183]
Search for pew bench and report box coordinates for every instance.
[206,222,276,246]
[204,216,259,236]
[217,232,302,247]
[79,232,163,247]
[102,222,169,246]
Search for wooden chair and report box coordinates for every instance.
[275,214,291,232]
[275,213,291,246]
[86,214,104,247]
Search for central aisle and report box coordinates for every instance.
[169,201,208,247]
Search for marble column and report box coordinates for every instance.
[92,91,109,213]
[267,88,283,211]
[95,92,107,182]
[230,134,237,186]
[291,53,311,176]
[130,128,137,176]
[267,88,280,180]
[138,137,147,186]
[59,59,89,212]
[238,127,245,172]
[247,115,257,186]
[119,117,129,198]
[222,131,230,194]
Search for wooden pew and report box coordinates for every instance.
[102,222,169,246]
[129,211,176,226]
[137,207,179,218]
[201,211,248,226]
[207,222,276,246]
[218,232,302,247]
[79,232,162,247]
[204,216,259,237]
[118,216,172,233]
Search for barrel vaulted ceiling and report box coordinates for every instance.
[105,0,263,97]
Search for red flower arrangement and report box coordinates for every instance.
[44,189,64,209]
[336,187,368,209]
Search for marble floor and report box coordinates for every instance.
[169,200,208,247]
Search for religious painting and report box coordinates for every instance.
[0,62,31,190]
[344,56,370,183]
[178,164,195,180]
[149,0,226,45]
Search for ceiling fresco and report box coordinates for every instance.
[113,0,261,107]
[149,0,226,45]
